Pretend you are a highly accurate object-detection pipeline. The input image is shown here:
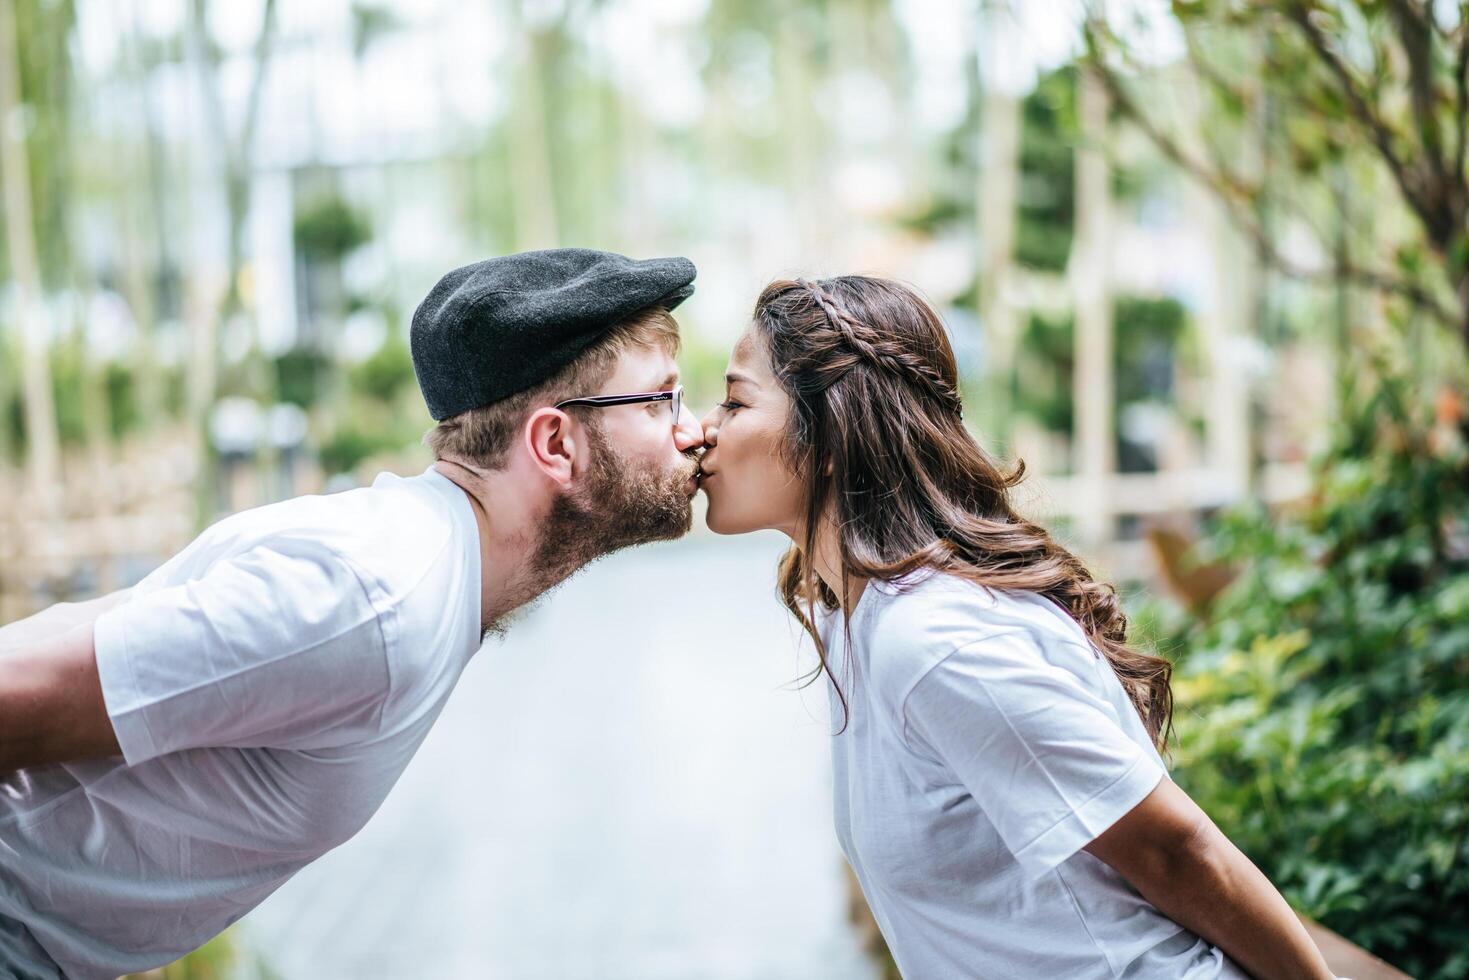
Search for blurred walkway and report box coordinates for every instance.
[239,530,876,980]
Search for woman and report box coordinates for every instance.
[696,276,1335,979]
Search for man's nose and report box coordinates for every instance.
[673,404,705,452]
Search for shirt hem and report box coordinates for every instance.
[1010,752,1166,880]
[92,608,160,765]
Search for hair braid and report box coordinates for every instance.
[796,279,964,417]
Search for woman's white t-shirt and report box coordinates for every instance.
[821,570,1247,979]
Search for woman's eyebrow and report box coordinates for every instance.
[726,371,759,388]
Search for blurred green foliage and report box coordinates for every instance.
[273,347,333,410]
[1016,66,1076,272]
[3,0,77,289]
[674,330,737,415]
[1148,377,1469,979]
[103,361,144,440]
[292,196,372,263]
[348,334,414,404]
[122,925,279,980]
[900,63,1081,270]
[1015,294,1191,454]
[317,423,398,476]
[315,331,427,476]
[0,334,172,463]
[1015,64,1145,273]
[48,338,89,446]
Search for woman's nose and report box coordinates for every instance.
[699,407,719,446]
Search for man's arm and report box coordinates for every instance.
[1084,778,1334,980]
[0,589,132,653]
[0,593,129,773]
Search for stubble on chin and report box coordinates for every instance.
[517,433,697,608]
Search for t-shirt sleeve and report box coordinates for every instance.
[900,628,1165,880]
[92,543,391,765]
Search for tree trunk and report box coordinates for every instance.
[975,26,1021,449]
[185,0,279,521]
[1072,67,1114,550]
[775,13,822,255]
[1457,272,1469,354]
[189,0,279,350]
[0,0,61,504]
[507,7,559,251]
[117,15,163,432]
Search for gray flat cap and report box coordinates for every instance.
[410,248,696,420]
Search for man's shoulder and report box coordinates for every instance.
[123,471,479,686]
[155,472,466,598]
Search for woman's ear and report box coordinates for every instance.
[523,408,578,487]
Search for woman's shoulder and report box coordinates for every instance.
[863,569,1067,639]
[859,572,1093,688]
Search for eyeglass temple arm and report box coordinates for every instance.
[555,391,675,409]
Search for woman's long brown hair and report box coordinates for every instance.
[756,275,1174,750]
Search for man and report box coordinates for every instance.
[0,248,706,978]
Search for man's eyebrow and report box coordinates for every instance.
[649,371,679,390]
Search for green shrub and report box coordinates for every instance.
[347,335,415,404]
[317,423,399,477]
[49,340,88,446]
[274,347,333,410]
[103,361,141,438]
[1158,377,1469,979]
[293,196,372,263]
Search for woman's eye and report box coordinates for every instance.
[720,400,743,412]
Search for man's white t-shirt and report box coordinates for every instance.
[822,570,1248,979]
[0,466,482,979]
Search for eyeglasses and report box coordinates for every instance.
[554,383,684,427]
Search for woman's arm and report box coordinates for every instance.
[1084,778,1334,980]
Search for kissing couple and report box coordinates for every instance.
[0,248,1335,979]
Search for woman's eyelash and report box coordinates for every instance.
[720,400,743,411]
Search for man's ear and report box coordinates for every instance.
[523,408,579,487]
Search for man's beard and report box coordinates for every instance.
[485,425,697,637]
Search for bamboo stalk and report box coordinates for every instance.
[0,0,62,506]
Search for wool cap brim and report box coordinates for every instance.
[411,248,696,420]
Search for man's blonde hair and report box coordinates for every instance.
[424,306,682,470]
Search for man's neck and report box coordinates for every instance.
[433,458,552,635]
